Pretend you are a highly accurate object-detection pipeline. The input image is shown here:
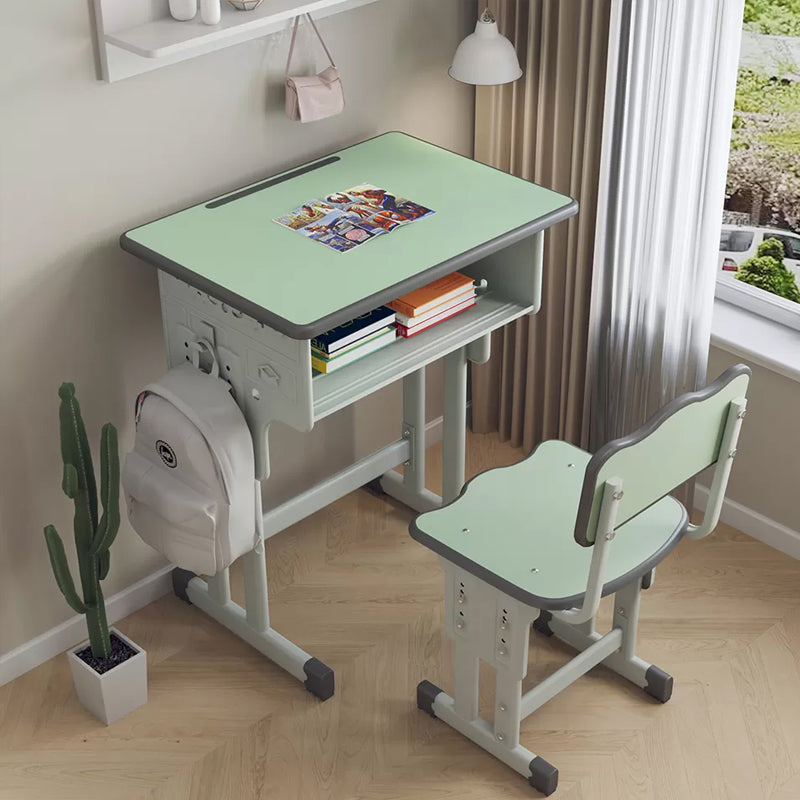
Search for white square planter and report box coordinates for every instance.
[67,628,147,725]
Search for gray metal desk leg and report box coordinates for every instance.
[442,346,468,504]
[380,367,441,512]
[172,480,335,700]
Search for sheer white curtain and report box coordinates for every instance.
[586,0,745,447]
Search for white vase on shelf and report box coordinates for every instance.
[169,0,197,20]
[201,0,221,24]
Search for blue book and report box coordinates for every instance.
[311,306,396,355]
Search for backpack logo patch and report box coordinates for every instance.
[156,440,177,469]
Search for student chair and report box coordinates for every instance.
[410,364,750,795]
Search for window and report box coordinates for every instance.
[716,3,800,331]
[719,229,754,252]
[773,234,800,260]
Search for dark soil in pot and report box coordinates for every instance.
[75,633,138,674]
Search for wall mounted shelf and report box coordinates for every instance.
[93,0,382,82]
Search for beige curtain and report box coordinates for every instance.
[470,0,611,453]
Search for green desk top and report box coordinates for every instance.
[122,132,577,339]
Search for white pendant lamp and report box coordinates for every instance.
[449,8,523,85]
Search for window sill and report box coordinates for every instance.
[711,299,800,383]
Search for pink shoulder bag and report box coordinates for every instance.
[285,14,345,123]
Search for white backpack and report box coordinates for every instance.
[122,362,257,576]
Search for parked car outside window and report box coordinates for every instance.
[719,224,800,282]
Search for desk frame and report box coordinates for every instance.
[162,230,544,700]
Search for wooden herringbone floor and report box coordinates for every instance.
[2,431,800,800]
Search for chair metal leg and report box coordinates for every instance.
[494,670,523,748]
[540,580,673,703]
[418,565,559,795]
[453,639,479,721]
[418,684,558,795]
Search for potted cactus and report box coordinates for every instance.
[44,383,147,725]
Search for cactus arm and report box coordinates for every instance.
[98,550,110,581]
[90,423,120,556]
[62,464,78,499]
[58,383,98,533]
[43,526,86,614]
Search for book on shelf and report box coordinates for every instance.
[388,272,475,318]
[311,305,396,355]
[396,295,476,338]
[312,326,392,359]
[394,289,475,328]
[312,327,397,374]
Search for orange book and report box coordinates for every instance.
[388,272,475,318]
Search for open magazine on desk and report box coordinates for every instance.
[273,183,435,253]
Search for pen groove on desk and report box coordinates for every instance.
[206,156,341,209]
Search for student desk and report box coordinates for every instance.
[121,132,577,699]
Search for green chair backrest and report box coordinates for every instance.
[574,364,751,546]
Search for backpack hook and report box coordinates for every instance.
[188,338,220,378]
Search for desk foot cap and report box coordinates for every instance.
[304,657,335,701]
[172,568,197,604]
[644,665,673,703]
[362,478,386,497]
[529,757,558,796]
[417,680,443,718]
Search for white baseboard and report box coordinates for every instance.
[0,417,453,688]
[426,414,444,444]
[0,566,173,688]
[694,484,800,560]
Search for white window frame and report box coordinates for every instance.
[715,273,800,333]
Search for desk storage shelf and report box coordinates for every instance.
[157,234,539,479]
[93,0,382,82]
[313,294,529,420]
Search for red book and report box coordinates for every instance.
[396,297,476,338]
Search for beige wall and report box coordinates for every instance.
[705,347,800,533]
[0,1,476,655]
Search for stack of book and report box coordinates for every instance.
[388,272,477,338]
[311,306,396,374]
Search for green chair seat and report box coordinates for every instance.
[410,440,687,610]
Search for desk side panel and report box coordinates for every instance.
[158,272,314,479]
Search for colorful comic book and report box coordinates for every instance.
[273,184,434,253]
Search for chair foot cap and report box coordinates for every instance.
[532,611,554,637]
[304,658,335,701]
[644,665,673,703]
[529,756,558,795]
[417,680,443,717]
[171,568,197,604]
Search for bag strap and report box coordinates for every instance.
[285,13,336,76]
